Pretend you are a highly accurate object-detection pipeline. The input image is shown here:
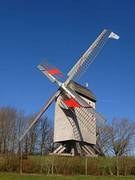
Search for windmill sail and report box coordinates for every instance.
[64,29,119,85]
[18,90,61,143]
[37,61,63,85]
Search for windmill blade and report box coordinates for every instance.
[37,60,63,86]
[64,29,119,85]
[18,90,61,143]
[94,111,106,124]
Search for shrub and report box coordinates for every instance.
[0,154,135,176]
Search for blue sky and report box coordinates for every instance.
[0,0,135,123]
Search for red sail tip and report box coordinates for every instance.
[63,98,81,108]
[47,68,62,75]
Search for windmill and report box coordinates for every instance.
[19,29,119,156]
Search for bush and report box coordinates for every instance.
[0,154,135,176]
[0,154,19,172]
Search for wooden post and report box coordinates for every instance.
[20,144,22,175]
[85,157,88,176]
[51,156,54,175]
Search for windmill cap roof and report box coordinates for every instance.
[68,81,96,102]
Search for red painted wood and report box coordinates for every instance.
[47,68,62,75]
[63,98,81,108]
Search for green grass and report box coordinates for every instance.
[0,174,135,180]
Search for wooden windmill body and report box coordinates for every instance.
[53,81,97,156]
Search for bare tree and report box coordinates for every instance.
[20,115,38,155]
[38,117,53,155]
[111,118,135,156]
[20,115,53,155]
[96,124,112,156]
[0,107,17,153]
[97,118,135,157]
[0,107,53,155]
